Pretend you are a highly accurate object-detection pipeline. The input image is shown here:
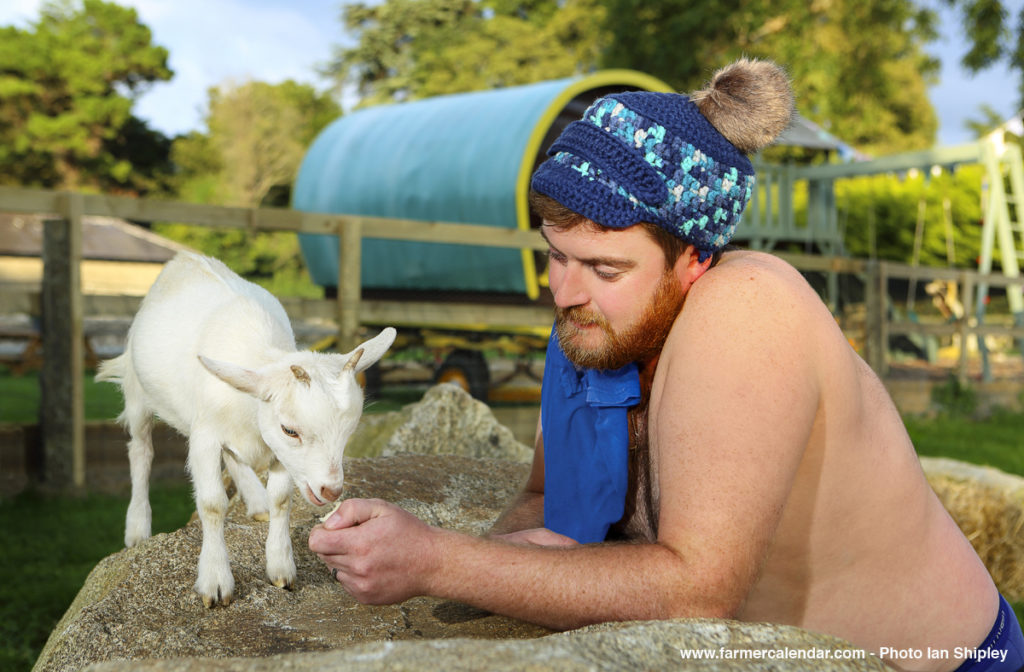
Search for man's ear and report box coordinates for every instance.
[673,245,714,286]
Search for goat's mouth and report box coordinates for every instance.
[304,484,326,507]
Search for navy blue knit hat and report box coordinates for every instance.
[531,59,794,260]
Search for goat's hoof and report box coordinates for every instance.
[199,589,234,608]
[251,512,270,522]
[270,576,294,590]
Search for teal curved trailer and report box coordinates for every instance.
[292,71,673,300]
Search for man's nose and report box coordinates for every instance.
[552,264,588,308]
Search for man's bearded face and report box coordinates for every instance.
[555,268,685,370]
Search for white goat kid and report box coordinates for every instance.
[97,251,396,607]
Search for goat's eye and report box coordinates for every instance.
[281,425,299,439]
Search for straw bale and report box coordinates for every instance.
[921,457,1024,601]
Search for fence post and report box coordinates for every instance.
[864,259,887,375]
[336,219,362,353]
[959,272,974,383]
[40,192,85,488]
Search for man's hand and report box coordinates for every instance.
[308,498,442,604]
[490,527,579,547]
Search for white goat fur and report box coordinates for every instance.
[96,251,396,607]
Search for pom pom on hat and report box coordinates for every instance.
[530,58,794,259]
[691,58,795,154]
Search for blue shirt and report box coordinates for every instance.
[540,329,641,543]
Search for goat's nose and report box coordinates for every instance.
[320,485,342,503]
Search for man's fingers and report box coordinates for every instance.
[322,498,378,530]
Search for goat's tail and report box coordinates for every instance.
[95,352,127,384]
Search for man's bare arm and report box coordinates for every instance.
[489,415,546,536]
[311,497,723,630]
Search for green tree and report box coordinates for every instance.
[965,103,1011,138]
[160,80,341,297]
[838,167,984,268]
[0,0,173,193]
[943,0,1024,114]
[326,0,607,107]
[600,0,940,155]
[203,79,341,208]
[329,0,1023,155]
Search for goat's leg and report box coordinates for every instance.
[223,450,269,521]
[123,399,155,547]
[187,433,234,607]
[265,460,296,589]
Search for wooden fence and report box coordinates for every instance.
[3,185,1024,488]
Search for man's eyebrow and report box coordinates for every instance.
[539,226,637,270]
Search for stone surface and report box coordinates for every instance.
[376,383,533,462]
[35,447,884,672]
[34,455,545,672]
[80,620,885,671]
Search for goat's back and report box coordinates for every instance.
[120,251,297,431]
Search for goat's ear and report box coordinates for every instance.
[342,348,363,373]
[291,365,312,386]
[343,327,397,374]
[198,355,270,401]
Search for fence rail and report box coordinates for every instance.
[3,185,1024,488]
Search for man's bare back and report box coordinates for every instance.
[646,250,998,668]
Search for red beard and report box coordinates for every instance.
[555,270,685,370]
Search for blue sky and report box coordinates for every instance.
[0,0,1021,147]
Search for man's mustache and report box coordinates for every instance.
[556,306,608,330]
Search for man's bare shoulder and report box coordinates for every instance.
[661,249,835,390]
[680,250,824,329]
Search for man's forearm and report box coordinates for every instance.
[488,490,544,536]
[426,528,705,630]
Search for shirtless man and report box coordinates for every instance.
[309,59,1023,671]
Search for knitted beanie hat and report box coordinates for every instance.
[530,59,794,260]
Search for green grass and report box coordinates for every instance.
[0,481,195,672]
[0,368,422,424]
[0,367,124,424]
[906,408,1024,476]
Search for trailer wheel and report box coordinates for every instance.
[434,349,490,401]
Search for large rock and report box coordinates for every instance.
[348,383,533,462]
[80,620,883,671]
[35,385,891,671]
[36,452,883,672]
[34,455,546,672]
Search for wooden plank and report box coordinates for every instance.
[359,300,553,332]
[775,252,867,274]
[337,221,362,352]
[793,143,983,181]
[864,260,885,374]
[362,217,548,250]
[0,185,548,248]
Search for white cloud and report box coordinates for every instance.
[126,0,341,135]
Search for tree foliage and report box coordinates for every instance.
[944,0,1024,113]
[328,0,1022,155]
[325,0,607,107]
[174,80,341,208]
[157,80,342,297]
[0,0,173,193]
[838,167,984,268]
[598,0,940,155]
